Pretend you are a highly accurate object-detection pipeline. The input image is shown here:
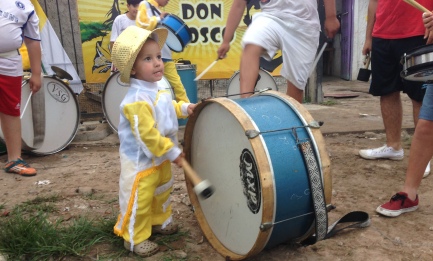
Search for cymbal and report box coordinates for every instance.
[51,66,73,80]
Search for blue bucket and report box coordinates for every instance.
[176,64,197,126]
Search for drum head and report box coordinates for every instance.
[21,76,80,155]
[401,44,433,82]
[102,72,175,132]
[227,69,278,99]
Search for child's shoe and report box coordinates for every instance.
[124,240,159,257]
[152,222,178,235]
[4,158,37,176]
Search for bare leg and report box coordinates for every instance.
[411,99,421,127]
[287,81,303,104]
[0,113,21,162]
[381,92,402,150]
[240,44,263,98]
[402,119,433,200]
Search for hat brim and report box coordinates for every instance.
[112,27,168,83]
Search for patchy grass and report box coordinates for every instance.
[321,99,339,106]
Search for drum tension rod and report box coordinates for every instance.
[259,204,335,231]
[245,121,324,139]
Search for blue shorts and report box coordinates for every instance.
[419,84,433,121]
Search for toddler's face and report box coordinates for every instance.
[131,39,164,82]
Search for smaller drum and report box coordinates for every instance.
[227,68,278,99]
[102,71,175,132]
[0,75,80,155]
[160,14,192,53]
[176,64,197,126]
[401,44,433,82]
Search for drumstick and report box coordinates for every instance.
[308,42,328,77]
[403,0,430,12]
[194,59,219,81]
[181,158,214,199]
[20,92,32,119]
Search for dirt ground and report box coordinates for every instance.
[1,128,433,261]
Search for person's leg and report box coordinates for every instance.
[0,113,21,162]
[381,91,402,150]
[163,61,189,103]
[402,119,433,200]
[287,81,303,103]
[411,99,421,127]
[239,44,263,98]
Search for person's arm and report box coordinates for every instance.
[363,0,377,56]
[323,0,340,39]
[136,1,159,30]
[217,0,247,59]
[24,38,42,93]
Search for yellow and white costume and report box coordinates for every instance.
[136,0,190,103]
[114,77,190,246]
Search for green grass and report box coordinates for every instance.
[0,210,122,260]
[0,195,192,260]
[321,99,339,106]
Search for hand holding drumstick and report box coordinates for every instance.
[403,0,433,44]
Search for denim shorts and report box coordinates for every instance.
[419,84,433,121]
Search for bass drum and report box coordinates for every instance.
[183,91,331,260]
[226,68,278,99]
[0,75,80,155]
[102,71,175,132]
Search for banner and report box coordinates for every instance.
[21,0,84,94]
[78,0,282,83]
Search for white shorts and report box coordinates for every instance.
[242,13,320,90]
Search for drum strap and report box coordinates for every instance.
[31,86,46,149]
[297,139,370,245]
[297,140,328,243]
[147,2,161,16]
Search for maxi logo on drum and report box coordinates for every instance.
[47,81,70,103]
[239,149,261,214]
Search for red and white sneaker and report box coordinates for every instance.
[376,192,418,217]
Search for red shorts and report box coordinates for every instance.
[0,74,22,116]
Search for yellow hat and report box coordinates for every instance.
[111,26,168,83]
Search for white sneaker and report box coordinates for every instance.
[424,162,430,178]
[359,145,404,160]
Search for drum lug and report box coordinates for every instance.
[308,121,323,129]
[245,130,260,139]
[326,204,336,212]
[260,222,273,231]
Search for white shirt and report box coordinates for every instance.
[0,0,40,76]
[260,0,320,31]
[110,14,136,43]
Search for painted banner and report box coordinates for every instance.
[78,0,282,83]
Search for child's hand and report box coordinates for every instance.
[173,153,185,167]
[187,103,197,115]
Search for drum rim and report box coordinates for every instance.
[400,61,433,81]
[184,98,275,259]
[26,75,80,155]
[226,68,278,97]
[161,14,192,53]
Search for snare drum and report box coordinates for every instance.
[227,68,278,99]
[184,91,331,260]
[160,14,192,53]
[0,76,80,155]
[102,71,175,132]
[401,44,433,82]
